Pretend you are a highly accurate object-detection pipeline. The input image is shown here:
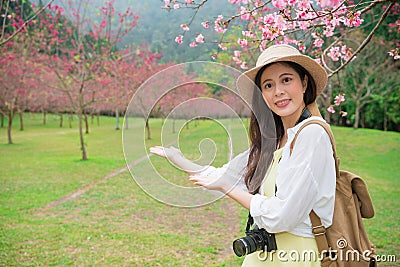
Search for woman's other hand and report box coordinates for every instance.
[149,146,182,160]
[149,145,204,174]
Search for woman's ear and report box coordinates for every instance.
[302,75,309,93]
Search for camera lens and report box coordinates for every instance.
[232,235,259,257]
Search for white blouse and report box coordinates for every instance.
[201,116,336,238]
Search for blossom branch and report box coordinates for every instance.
[328,2,395,77]
[0,0,55,47]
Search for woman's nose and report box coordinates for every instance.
[274,84,284,96]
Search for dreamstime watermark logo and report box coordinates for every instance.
[255,238,397,263]
[122,61,276,207]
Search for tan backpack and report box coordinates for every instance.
[291,120,377,267]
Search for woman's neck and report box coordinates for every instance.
[278,104,307,148]
[281,104,307,132]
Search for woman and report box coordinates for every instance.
[150,44,336,266]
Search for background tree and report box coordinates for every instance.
[0,31,39,144]
[328,35,400,130]
[31,0,138,160]
[0,0,55,46]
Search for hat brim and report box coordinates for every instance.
[237,54,328,105]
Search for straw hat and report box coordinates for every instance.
[237,44,328,117]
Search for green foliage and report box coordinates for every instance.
[0,0,35,34]
[331,35,400,131]
[117,1,237,63]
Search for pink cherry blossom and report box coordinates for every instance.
[186,0,194,3]
[297,43,306,52]
[218,44,227,50]
[233,56,242,65]
[242,30,256,38]
[234,50,241,57]
[388,48,400,60]
[341,45,353,61]
[344,11,363,27]
[214,15,227,33]
[238,38,248,47]
[341,111,348,117]
[320,0,342,8]
[263,14,275,25]
[100,19,107,28]
[272,0,287,9]
[201,21,209,29]
[313,38,324,48]
[175,35,183,44]
[327,46,340,61]
[180,24,189,31]
[240,6,251,20]
[189,41,197,47]
[164,0,170,8]
[195,33,205,43]
[240,62,248,70]
[323,26,335,37]
[334,93,345,106]
[327,105,336,113]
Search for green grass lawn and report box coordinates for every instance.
[0,114,399,266]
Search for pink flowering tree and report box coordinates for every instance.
[0,26,40,144]
[31,0,139,160]
[164,0,399,121]
[0,0,56,46]
[95,46,166,131]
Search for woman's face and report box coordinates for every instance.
[260,62,308,126]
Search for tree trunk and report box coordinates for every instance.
[354,105,360,129]
[383,104,388,131]
[97,112,100,126]
[69,113,73,128]
[19,112,24,131]
[172,119,176,133]
[42,110,47,125]
[124,115,129,130]
[59,114,63,127]
[115,108,120,130]
[146,118,151,140]
[1,113,4,127]
[7,110,14,144]
[360,113,366,128]
[78,112,88,160]
[84,113,89,134]
[319,78,333,124]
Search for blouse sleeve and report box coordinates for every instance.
[200,149,249,191]
[250,124,336,233]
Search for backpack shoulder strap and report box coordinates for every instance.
[290,119,339,176]
[290,119,338,256]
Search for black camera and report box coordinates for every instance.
[232,214,277,257]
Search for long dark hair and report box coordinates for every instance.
[244,61,317,194]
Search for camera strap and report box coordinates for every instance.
[295,107,312,125]
[245,212,254,234]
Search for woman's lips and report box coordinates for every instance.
[275,99,291,108]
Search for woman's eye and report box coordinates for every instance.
[264,83,273,89]
[283,77,291,83]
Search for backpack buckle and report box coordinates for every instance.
[312,225,326,236]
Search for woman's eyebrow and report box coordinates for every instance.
[279,72,295,78]
[262,78,272,85]
[262,73,295,85]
